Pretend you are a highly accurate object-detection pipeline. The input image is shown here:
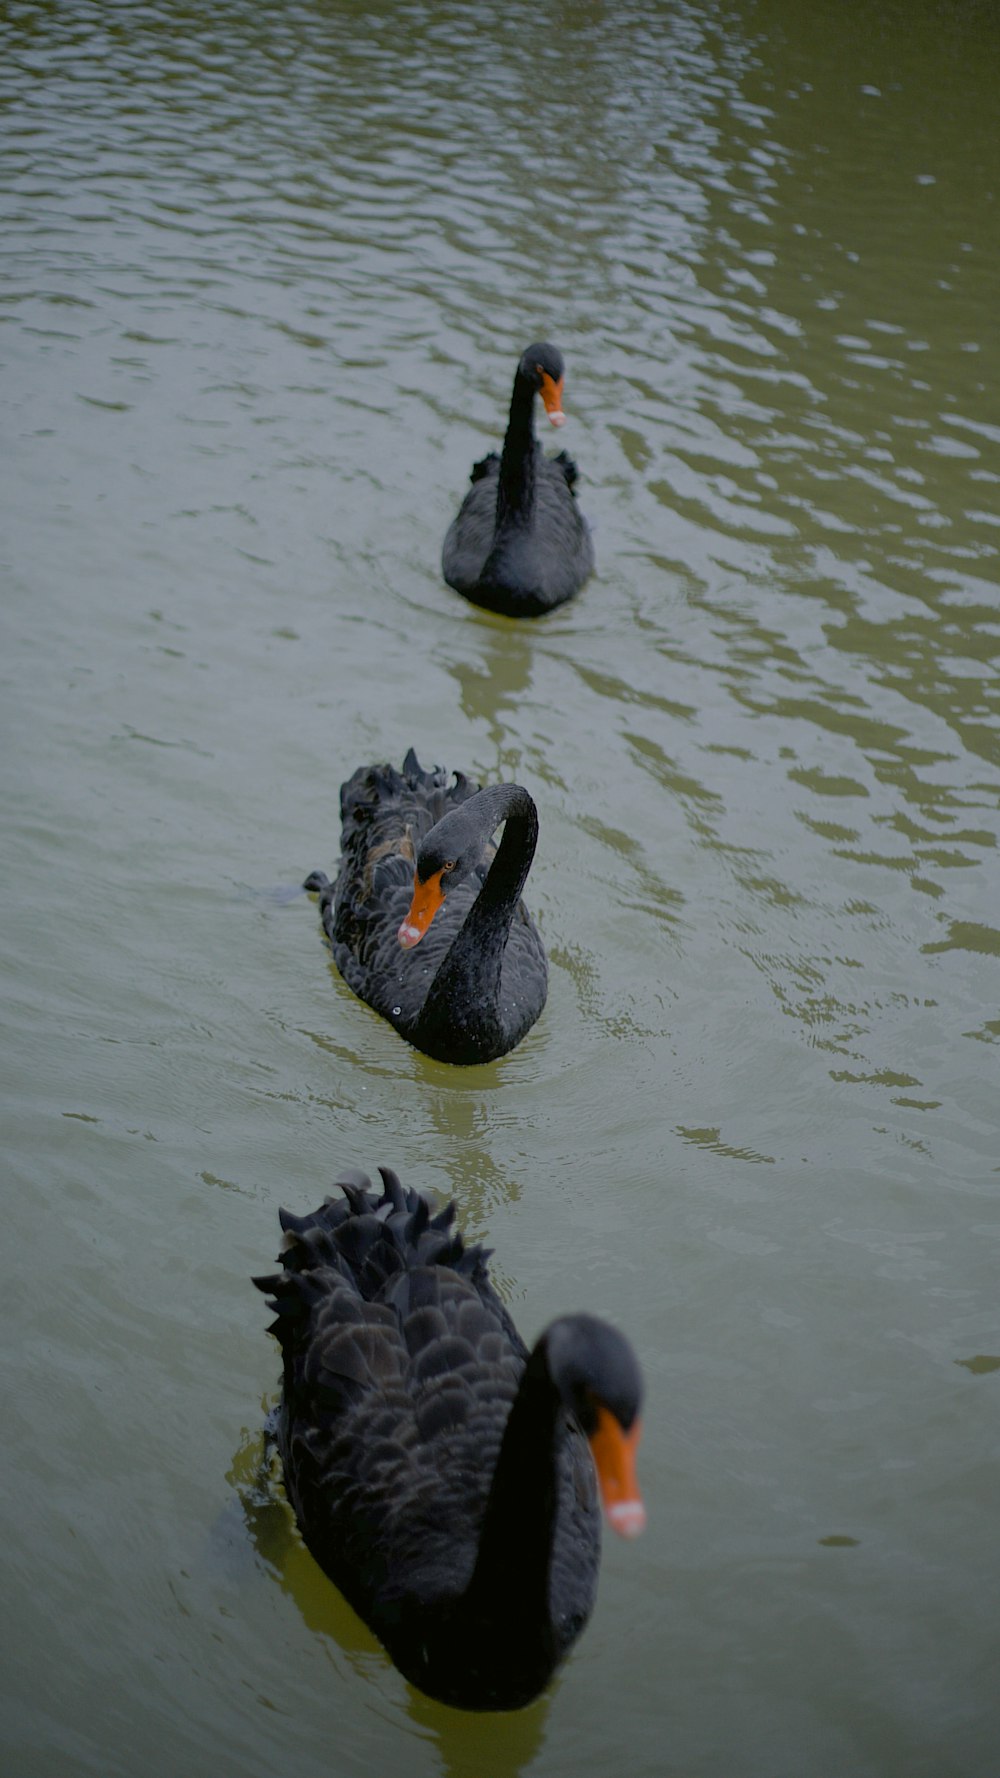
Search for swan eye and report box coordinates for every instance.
[442,860,455,874]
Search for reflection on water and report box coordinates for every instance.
[228,1425,383,1656]
[229,1425,551,1778]
[407,1684,550,1778]
[441,623,537,759]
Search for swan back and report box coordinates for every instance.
[255,1169,526,1616]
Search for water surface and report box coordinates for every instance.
[2,3,998,1776]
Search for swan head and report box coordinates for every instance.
[542,1314,646,1539]
[397,801,487,950]
[519,342,567,428]
[398,864,449,949]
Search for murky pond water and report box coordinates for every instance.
[2,3,998,1775]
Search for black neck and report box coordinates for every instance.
[474,781,538,922]
[381,1337,568,1708]
[466,1337,562,1627]
[496,371,538,524]
[416,785,538,1051]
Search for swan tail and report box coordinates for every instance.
[303,869,330,893]
[552,449,579,490]
[469,451,499,486]
[255,1168,500,1326]
[339,753,453,828]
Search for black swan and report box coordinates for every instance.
[303,749,547,1066]
[254,1165,645,1711]
[442,343,595,617]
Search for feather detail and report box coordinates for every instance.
[303,755,547,1065]
[253,1168,644,1711]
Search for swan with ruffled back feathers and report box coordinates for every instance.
[254,1165,645,1711]
[304,749,547,1065]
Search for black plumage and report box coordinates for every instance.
[304,749,547,1065]
[254,1166,645,1711]
[442,343,595,617]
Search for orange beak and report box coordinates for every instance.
[538,369,566,429]
[398,868,446,949]
[589,1406,645,1539]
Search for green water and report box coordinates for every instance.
[2,2,998,1775]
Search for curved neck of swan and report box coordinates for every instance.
[417,784,538,1045]
[473,781,539,921]
[496,372,538,524]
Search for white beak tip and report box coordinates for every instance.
[607,1500,646,1539]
